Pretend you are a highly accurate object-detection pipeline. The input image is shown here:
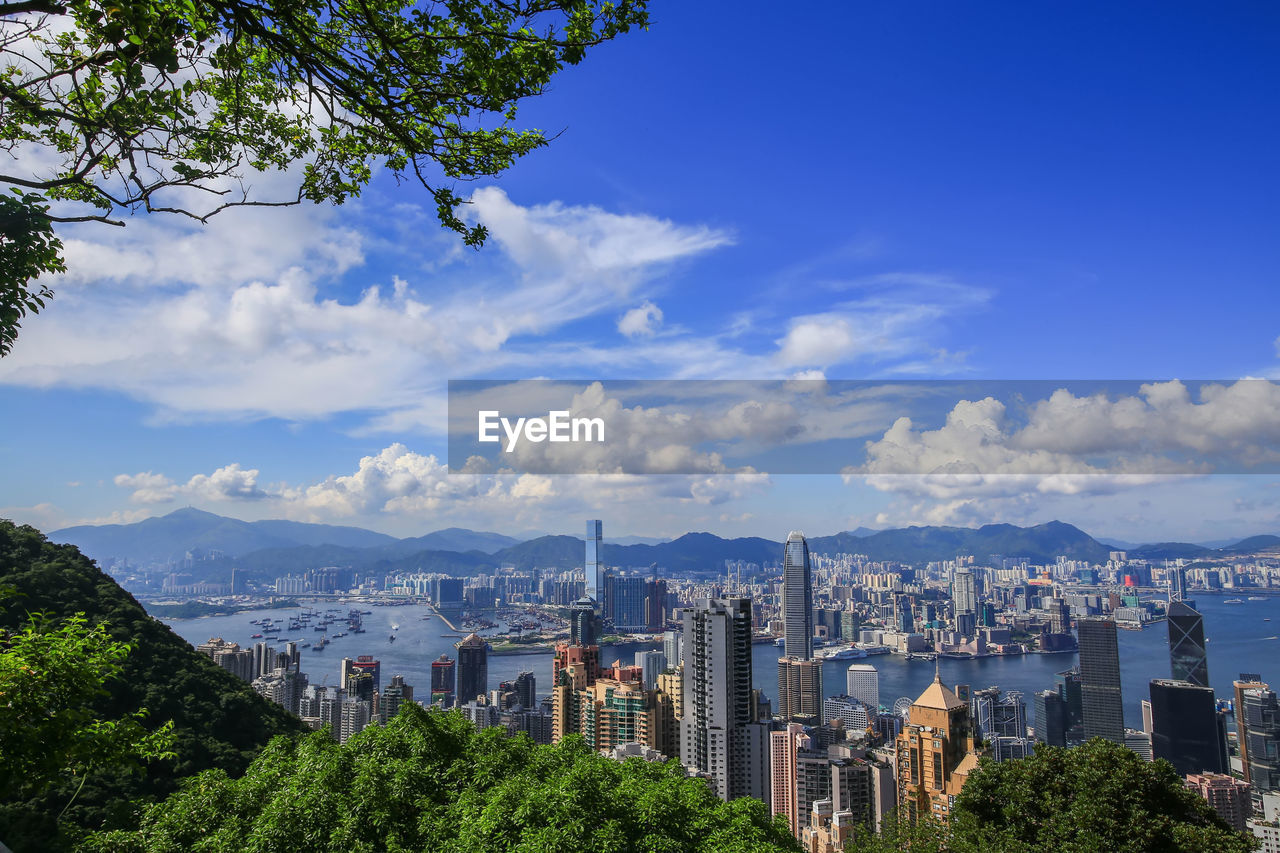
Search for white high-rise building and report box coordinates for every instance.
[339,696,372,743]
[663,630,682,666]
[680,597,771,802]
[952,568,978,635]
[635,649,667,690]
[783,531,813,660]
[846,663,880,711]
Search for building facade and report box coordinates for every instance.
[455,633,489,705]
[896,671,980,824]
[1078,618,1124,744]
[679,597,771,802]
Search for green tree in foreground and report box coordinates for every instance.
[948,738,1257,852]
[0,606,176,805]
[0,521,306,852]
[84,704,801,853]
[0,0,649,354]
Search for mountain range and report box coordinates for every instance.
[44,508,1280,583]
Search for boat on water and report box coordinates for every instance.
[250,633,263,638]
[388,634,397,643]
[815,645,869,661]
[1225,599,1245,604]
[774,637,786,647]
[1249,596,1267,601]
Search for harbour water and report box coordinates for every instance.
[157,594,1280,729]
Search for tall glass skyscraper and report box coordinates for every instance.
[1078,617,1124,744]
[1239,682,1280,793]
[455,633,489,705]
[585,519,603,603]
[782,531,813,660]
[1168,600,1210,687]
[1149,679,1226,775]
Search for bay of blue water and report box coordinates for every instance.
[158,594,1280,729]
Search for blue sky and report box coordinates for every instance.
[1,2,1278,542]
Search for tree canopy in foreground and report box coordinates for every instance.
[0,605,176,804]
[83,704,801,853]
[0,0,648,353]
[0,520,305,852]
[949,738,1257,853]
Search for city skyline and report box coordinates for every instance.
[4,2,1279,849]
[174,507,1278,846]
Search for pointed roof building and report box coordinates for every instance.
[896,669,981,825]
[912,670,968,712]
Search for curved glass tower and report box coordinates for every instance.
[783,531,813,660]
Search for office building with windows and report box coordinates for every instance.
[782,531,814,660]
[1078,618,1124,744]
[679,597,771,802]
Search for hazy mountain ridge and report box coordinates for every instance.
[51,508,518,564]
[45,508,1279,578]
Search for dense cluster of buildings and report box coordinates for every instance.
[193,518,1280,846]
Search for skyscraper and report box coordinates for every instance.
[783,531,813,660]
[680,597,771,802]
[551,642,600,742]
[1054,668,1085,745]
[606,574,649,630]
[1078,618,1124,744]
[951,568,977,637]
[777,657,824,725]
[971,688,1028,740]
[380,674,413,722]
[1238,681,1280,793]
[663,630,682,666]
[635,649,667,690]
[585,519,603,603]
[342,655,381,693]
[1233,674,1267,785]
[1149,679,1226,775]
[455,633,489,705]
[1167,600,1209,687]
[430,654,456,706]
[846,664,879,712]
[1033,689,1067,747]
[511,670,537,709]
[570,596,598,645]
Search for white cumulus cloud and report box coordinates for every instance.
[618,301,664,337]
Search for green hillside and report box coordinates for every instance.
[0,521,306,851]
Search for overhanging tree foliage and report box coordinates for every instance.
[0,0,648,354]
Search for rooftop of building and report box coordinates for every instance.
[913,671,968,712]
